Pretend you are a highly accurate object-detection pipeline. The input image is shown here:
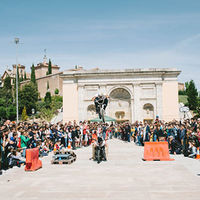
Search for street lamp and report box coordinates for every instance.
[32,108,35,123]
[15,38,19,124]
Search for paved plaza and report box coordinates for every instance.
[0,139,200,200]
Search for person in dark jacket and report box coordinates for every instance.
[169,136,182,154]
[71,126,78,150]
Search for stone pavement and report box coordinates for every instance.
[0,139,200,200]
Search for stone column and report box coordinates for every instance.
[131,98,134,123]
[78,85,85,121]
[133,84,141,122]
[156,83,163,120]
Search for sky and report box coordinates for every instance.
[0,0,200,89]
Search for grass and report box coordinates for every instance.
[179,95,188,105]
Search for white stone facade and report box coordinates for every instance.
[61,68,181,123]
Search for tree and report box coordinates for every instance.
[24,71,27,80]
[0,107,6,120]
[44,91,51,108]
[6,105,16,121]
[54,88,59,95]
[40,107,54,122]
[185,81,189,94]
[47,59,52,75]
[31,64,36,84]
[19,83,38,115]
[21,106,28,121]
[47,81,49,91]
[186,80,198,110]
[4,76,12,90]
[20,72,23,82]
[17,67,19,83]
[0,79,15,121]
[44,92,51,108]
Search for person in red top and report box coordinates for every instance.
[90,130,98,160]
[54,140,62,151]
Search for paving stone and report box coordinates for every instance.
[0,139,200,200]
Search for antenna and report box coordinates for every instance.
[43,49,47,63]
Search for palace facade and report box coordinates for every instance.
[61,68,181,123]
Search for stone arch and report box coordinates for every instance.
[143,103,154,121]
[110,88,131,100]
[108,85,133,99]
[108,87,132,121]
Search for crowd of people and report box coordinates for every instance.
[116,117,200,158]
[0,120,114,171]
[0,117,200,172]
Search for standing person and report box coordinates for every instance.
[138,123,144,146]
[153,125,159,142]
[20,131,30,157]
[102,124,107,140]
[75,126,81,148]
[67,128,72,148]
[143,122,151,142]
[71,126,78,150]
[125,123,131,142]
[180,125,187,152]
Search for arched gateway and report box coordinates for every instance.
[109,88,132,122]
[62,68,180,122]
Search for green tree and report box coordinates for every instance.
[47,59,52,75]
[47,81,49,90]
[187,80,198,110]
[44,91,51,108]
[6,105,16,121]
[4,76,12,90]
[31,64,36,84]
[185,81,189,94]
[21,106,28,121]
[20,72,23,82]
[24,71,27,80]
[17,67,19,81]
[19,83,38,115]
[54,88,59,95]
[0,107,6,120]
[0,79,15,121]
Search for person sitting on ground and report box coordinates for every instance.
[7,147,25,168]
[169,136,182,155]
[94,137,107,163]
[53,139,62,151]
[188,141,197,158]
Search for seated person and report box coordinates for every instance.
[188,141,197,158]
[169,136,182,155]
[92,137,107,162]
[53,139,62,151]
[7,148,25,168]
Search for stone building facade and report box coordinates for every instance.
[20,62,62,98]
[1,64,30,87]
[61,68,181,123]
[34,62,60,79]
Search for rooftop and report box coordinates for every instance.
[62,67,181,77]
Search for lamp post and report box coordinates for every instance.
[15,38,19,124]
[32,108,35,123]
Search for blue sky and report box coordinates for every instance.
[0,0,200,89]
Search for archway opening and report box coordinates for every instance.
[143,103,154,124]
[109,88,131,122]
